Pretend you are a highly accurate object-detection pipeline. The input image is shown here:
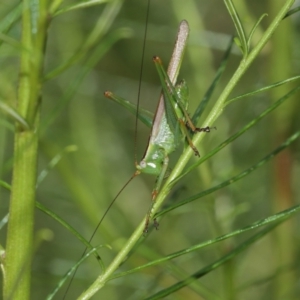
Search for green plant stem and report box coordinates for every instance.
[4,132,38,300]
[3,1,48,299]
[77,1,294,299]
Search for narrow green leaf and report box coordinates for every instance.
[223,0,248,56]
[0,180,11,190]
[0,100,30,130]
[233,37,243,52]
[0,214,9,230]
[247,14,268,51]
[0,32,24,50]
[226,76,300,105]
[284,6,300,19]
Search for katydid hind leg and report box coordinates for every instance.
[153,56,214,156]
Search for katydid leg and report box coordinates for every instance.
[178,118,200,156]
[144,151,169,233]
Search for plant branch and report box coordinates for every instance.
[3,1,48,299]
[77,1,295,299]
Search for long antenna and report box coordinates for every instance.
[62,173,139,299]
[134,0,151,164]
[80,172,139,246]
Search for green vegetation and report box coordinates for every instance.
[0,1,299,299]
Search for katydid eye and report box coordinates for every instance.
[140,161,147,168]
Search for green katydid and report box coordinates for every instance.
[104,20,212,232]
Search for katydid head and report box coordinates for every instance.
[135,141,166,176]
[135,158,162,176]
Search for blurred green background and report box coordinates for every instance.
[0,0,300,299]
